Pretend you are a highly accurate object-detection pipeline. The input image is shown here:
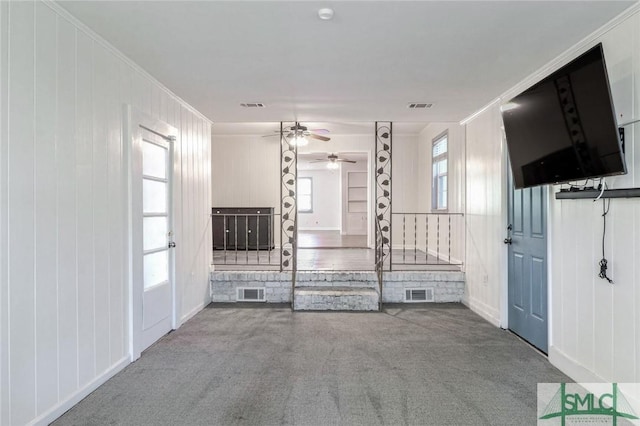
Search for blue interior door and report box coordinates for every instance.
[507,173,548,353]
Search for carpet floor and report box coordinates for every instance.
[53,303,569,425]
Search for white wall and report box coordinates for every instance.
[463,104,506,325]
[211,134,280,208]
[298,169,341,230]
[0,2,212,425]
[462,5,640,386]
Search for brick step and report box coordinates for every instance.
[295,271,377,287]
[294,286,379,311]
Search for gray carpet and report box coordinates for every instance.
[53,304,569,425]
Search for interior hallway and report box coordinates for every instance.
[54,304,568,425]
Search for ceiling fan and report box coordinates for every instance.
[262,123,331,145]
[310,153,356,169]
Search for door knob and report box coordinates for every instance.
[503,238,512,245]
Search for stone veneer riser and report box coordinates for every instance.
[210,271,464,305]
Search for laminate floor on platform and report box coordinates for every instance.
[298,230,368,248]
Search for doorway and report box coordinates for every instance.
[297,152,369,249]
[128,108,177,359]
[506,173,548,353]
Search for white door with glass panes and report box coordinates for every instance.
[129,109,177,359]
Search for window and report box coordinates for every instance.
[432,133,448,210]
[298,177,313,213]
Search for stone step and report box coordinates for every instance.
[295,271,377,287]
[294,286,379,311]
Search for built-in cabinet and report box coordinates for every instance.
[212,207,274,250]
[345,172,368,235]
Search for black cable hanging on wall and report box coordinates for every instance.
[596,182,613,284]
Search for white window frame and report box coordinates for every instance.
[298,177,313,213]
[432,132,448,211]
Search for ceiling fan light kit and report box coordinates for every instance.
[262,122,331,143]
[327,161,340,170]
[318,8,334,20]
[292,135,309,147]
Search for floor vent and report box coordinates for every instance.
[407,103,433,109]
[405,288,434,302]
[237,287,266,302]
[240,103,265,108]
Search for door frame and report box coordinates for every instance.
[125,105,178,361]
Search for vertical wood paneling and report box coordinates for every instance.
[171,100,183,324]
[0,1,9,423]
[34,3,59,414]
[8,2,36,424]
[56,16,78,399]
[92,43,111,375]
[75,31,95,387]
[108,52,124,364]
[611,200,636,381]
[2,3,213,424]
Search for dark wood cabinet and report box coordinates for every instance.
[212,207,274,250]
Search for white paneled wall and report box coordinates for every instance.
[461,5,640,389]
[0,2,212,425]
[463,104,505,325]
[547,9,640,385]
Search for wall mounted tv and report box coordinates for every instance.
[501,43,626,189]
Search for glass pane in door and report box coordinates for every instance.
[143,217,168,251]
[143,141,167,179]
[143,179,167,213]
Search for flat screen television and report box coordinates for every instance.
[501,43,626,189]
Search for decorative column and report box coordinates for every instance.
[280,122,297,273]
[375,122,392,271]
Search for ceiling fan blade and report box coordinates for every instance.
[308,134,330,142]
[261,134,280,138]
[309,160,329,163]
[309,129,330,134]
[337,159,357,163]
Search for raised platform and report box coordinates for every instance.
[210,270,464,309]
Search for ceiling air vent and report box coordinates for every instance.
[405,288,434,302]
[237,287,266,302]
[407,103,433,109]
[240,103,266,108]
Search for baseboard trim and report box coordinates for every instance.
[547,346,605,383]
[465,297,501,327]
[30,356,130,426]
[181,301,206,324]
[298,227,341,231]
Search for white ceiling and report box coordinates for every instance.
[59,0,635,127]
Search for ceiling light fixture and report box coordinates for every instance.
[327,161,339,170]
[292,135,309,147]
[318,8,334,20]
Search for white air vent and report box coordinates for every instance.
[240,103,266,108]
[407,103,433,109]
[237,287,266,302]
[405,288,434,302]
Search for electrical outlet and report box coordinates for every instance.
[482,274,489,284]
